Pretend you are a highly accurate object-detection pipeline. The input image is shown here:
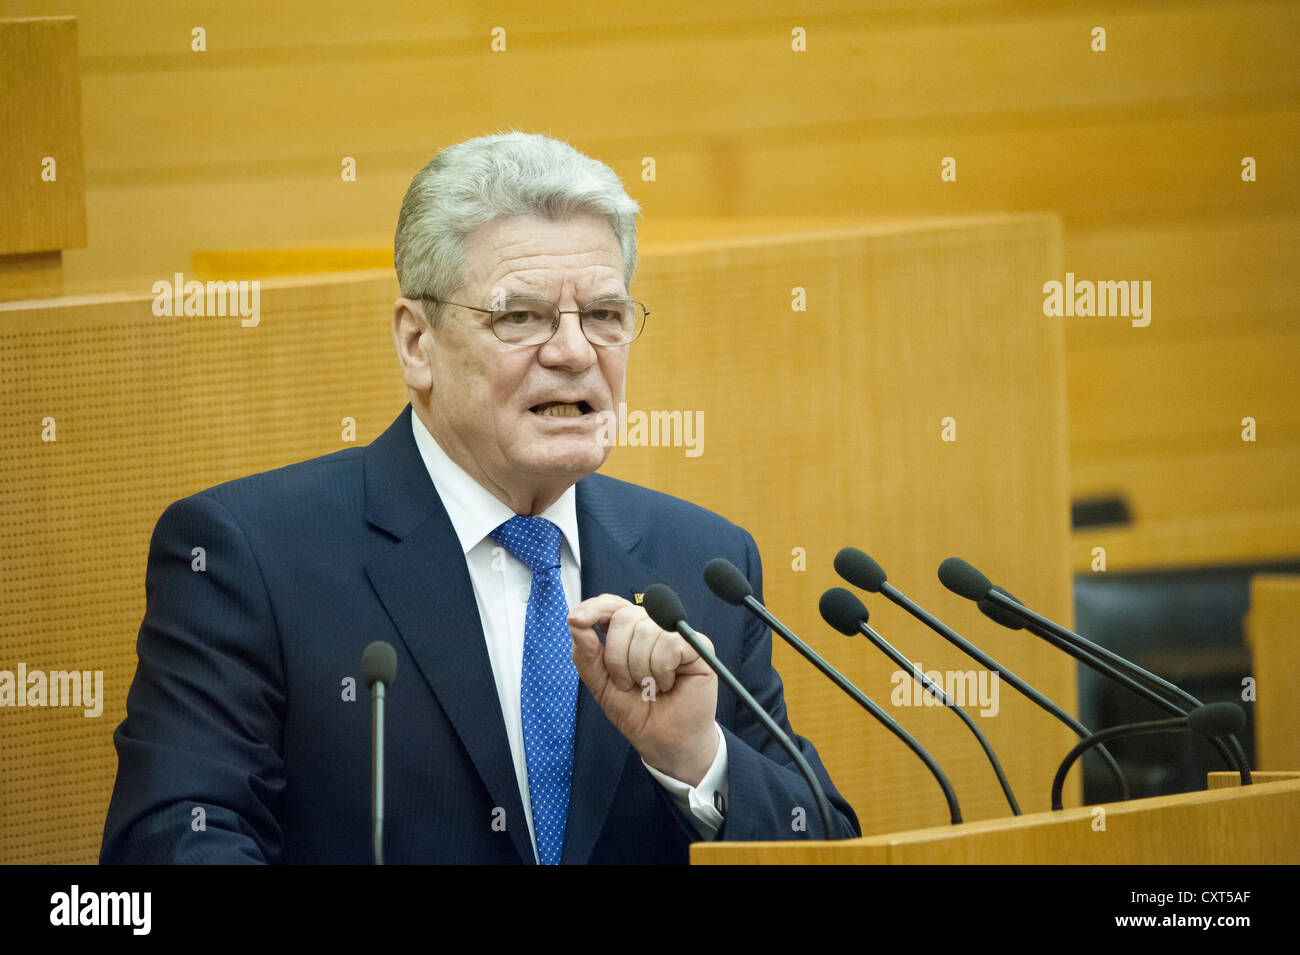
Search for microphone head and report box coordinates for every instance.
[703,557,753,606]
[643,583,688,631]
[819,587,869,635]
[834,547,887,593]
[977,587,1026,630]
[938,556,993,601]
[361,640,397,689]
[1187,702,1246,737]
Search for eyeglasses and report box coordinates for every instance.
[421,295,649,347]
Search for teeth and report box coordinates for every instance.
[538,403,583,417]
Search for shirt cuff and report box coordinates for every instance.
[641,722,728,840]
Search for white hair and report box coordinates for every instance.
[394,131,641,324]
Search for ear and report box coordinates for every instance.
[393,297,433,392]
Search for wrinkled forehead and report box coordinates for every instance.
[460,214,628,301]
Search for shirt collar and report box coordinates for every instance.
[410,408,581,565]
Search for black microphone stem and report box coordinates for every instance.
[857,620,1019,815]
[743,594,964,825]
[372,680,386,865]
[988,591,1251,785]
[879,581,1132,802]
[675,616,838,838]
[1050,718,1186,810]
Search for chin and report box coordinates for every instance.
[521,440,609,481]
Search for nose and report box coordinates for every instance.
[538,309,597,370]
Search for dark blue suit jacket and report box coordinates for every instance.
[101,405,859,863]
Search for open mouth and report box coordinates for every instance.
[529,400,594,418]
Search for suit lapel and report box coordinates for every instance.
[362,406,534,865]
[561,476,653,865]
[360,410,656,865]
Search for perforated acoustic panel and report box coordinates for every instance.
[608,216,1076,837]
[0,273,407,862]
[1,218,1072,863]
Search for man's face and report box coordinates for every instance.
[415,213,629,509]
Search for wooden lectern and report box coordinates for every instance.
[691,772,1300,864]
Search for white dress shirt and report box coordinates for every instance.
[410,412,728,861]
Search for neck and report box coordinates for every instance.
[412,401,573,516]
[489,479,568,518]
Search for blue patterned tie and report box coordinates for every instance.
[490,516,577,865]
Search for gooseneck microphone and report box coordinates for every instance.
[641,583,839,839]
[1050,702,1246,810]
[703,558,962,824]
[978,582,1205,719]
[361,641,398,865]
[835,547,1132,801]
[938,556,1251,786]
[819,586,1019,816]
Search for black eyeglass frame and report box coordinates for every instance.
[420,295,650,347]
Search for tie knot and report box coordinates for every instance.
[490,516,563,573]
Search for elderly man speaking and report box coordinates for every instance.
[101,132,859,864]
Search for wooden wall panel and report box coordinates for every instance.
[1246,576,1300,771]
[610,216,1075,837]
[3,0,1289,569]
[0,1,1289,287]
[0,271,406,864]
[0,17,86,259]
[0,217,1072,861]
[1063,214,1300,570]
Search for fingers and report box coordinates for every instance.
[567,593,636,632]
[626,611,659,691]
[568,594,703,695]
[648,630,683,693]
[603,605,658,693]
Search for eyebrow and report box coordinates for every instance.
[495,288,629,305]
[494,287,539,302]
